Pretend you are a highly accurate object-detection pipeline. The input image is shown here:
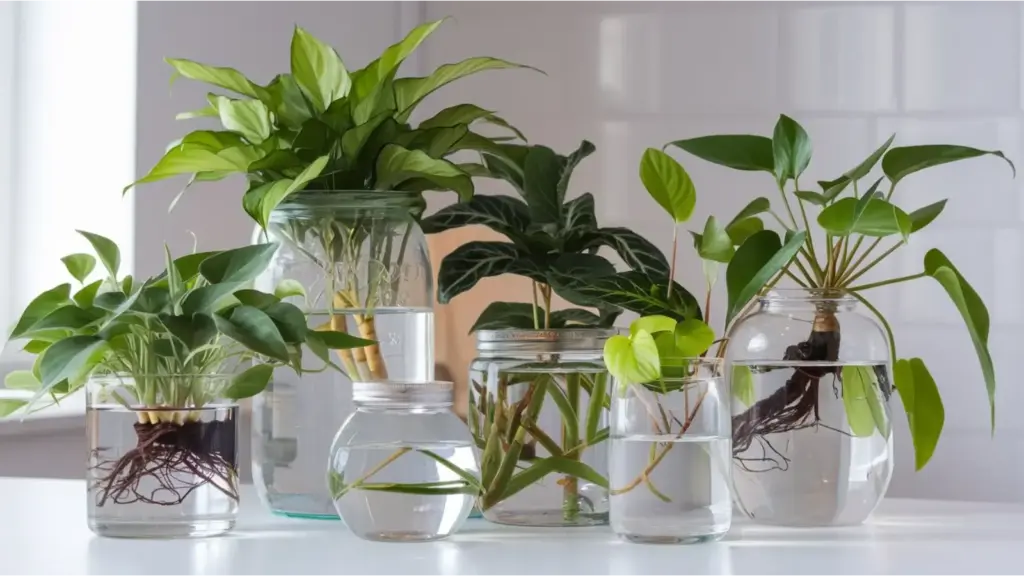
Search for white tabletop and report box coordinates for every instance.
[2,477,1022,575]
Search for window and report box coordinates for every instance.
[2,2,136,361]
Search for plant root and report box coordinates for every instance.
[91,420,239,507]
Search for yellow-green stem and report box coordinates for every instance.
[840,242,902,287]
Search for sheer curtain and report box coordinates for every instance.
[2,1,136,358]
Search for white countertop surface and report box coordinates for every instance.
[2,477,1022,575]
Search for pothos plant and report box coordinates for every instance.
[125,19,535,381]
[422,141,668,521]
[2,231,372,506]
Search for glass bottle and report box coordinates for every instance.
[469,329,612,527]
[327,381,478,541]
[610,359,731,543]
[726,288,893,526]
[87,374,239,538]
[252,191,434,519]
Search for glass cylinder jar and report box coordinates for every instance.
[252,191,434,519]
[469,329,612,527]
[610,359,731,544]
[726,289,893,526]
[86,374,239,538]
[327,381,478,541]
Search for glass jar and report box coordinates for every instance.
[86,374,239,538]
[252,191,434,519]
[610,359,731,544]
[469,329,612,527]
[327,381,478,541]
[726,289,893,526]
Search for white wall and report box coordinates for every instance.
[420,1,1024,503]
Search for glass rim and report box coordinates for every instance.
[759,287,857,304]
[273,189,424,211]
[353,380,454,405]
[90,373,232,380]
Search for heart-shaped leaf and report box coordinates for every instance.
[274,279,307,301]
[669,135,774,172]
[630,315,676,336]
[674,319,715,357]
[604,330,660,385]
[38,335,108,388]
[731,365,756,406]
[78,230,120,279]
[725,217,764,246]
[725,230,806,327]
[696,216,734,263]
[772,114,812,183]
[894,358,944,470]
[199,243,279,284]
[841,365,880,437]
[225,364,275,400]
[159,313,218,350]
[61,254,96,284]
[10,284,72,339]
[639,148,696,223]
[214,305,289,361]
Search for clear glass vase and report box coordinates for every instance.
[469,329,612,527]
[86,375,239,538]
[610,359,731,544]
[252,191,434,519]
[328,381,478,541]
[726,289,893,526]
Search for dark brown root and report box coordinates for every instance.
[731,311,842,468]
[91,419,239,507]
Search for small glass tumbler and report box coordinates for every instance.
[327,381,479,542]
[610,359,732,544]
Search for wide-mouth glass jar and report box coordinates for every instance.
[87,374,239,538]
[327,380,478,542]
[252,191,434,519]
[469,328,613,527]
[610,358,731,544]
[726,288,893,526]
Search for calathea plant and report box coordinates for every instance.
[2,231,371,505]
[125,20,535,381]
[668,114,1013,470]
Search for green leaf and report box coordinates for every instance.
[375,145,472,201]
[499,456,607,503]
[551,308,610,328]
[23,340,51,354]
[894,358,944,470]
[729,197,772,225]
[557,141,596,206]
[545,382,579,433]
[469,302,538,332]
[199,243,279,284]
[882,145,1015,186]
[26,305,105,335]
[418,448,483,491]
[355,481,478,497]
[10,284,72,339]
[353,19,446,100]
[731,365,756,406]
[923,249,994,429]
[437,241,541,303]
[908,199,947,233]
[603,331,660,385]
[820,175,852,202]
[582,228,670,277]
[214,305,289,361]
[214,97,272,143]
[639,148,696,223]
[244,155,330,228]
[668,135,774,172]
[126,146,250,191]
[725,230,806,327]
[164,246,184,310]
[264,302,307,344]
[794,190,827,205]
[818,196,911,239]
[38,335,108,388]
[674,319,714,357]
[394,57,537,121]
[263,73,313,128]
[175,106,218,120]
[165,57,265,99]
[131,287,171,315]
[309,329,376,349]
[159,313,217,350]
[170,251,219,282]
[274,279,306,301]
[697,216,734,263]
[419,103,525,141]
[73,280,103,309]
[845,134,895,181]
[772,114,812,183]
[225,364,274,400]
[562,193,598,234]
[420,195,531,243]
[553,271,702,323]
[77,230,120,279]
[180,283,242,316]
[61,254,96,284]
[547,253,616,281]
[5,370,41,391]
[630,315,676,336]
[0,400,27,417]
[522,145,563,225]
[290,26,351,112]
[725,217,764,247]
[841,365,879,437]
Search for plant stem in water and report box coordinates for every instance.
[562,374,580,521]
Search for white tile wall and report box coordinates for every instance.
[424,1,1024,502]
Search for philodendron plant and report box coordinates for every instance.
[664,114,1014,469]
[2,231,371,504]
[126,20,535,382]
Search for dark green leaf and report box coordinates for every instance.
[725,230,806,327]
[159,313,217,350]
[728,197,772,227]
[131,287,171,315]
[199,243,278,284]
[551,271,702,323]
[93,292,127,312]
[562,193,598,234]
[923,249,993,429]
[556,141,595,206]
[61,254,96,284]
[169,251,219,282]
[77,230,120,278]
[908,200,948,233]
[481,144,530,192]
[548,253,616,282]
[820,175,851,202]
[38,335,108,388]
[225,364,275,400]
[181,283,242,316]
[263,73,313,128]
[28,306,105,334]
[639,148,696,223]
[668,135,774,172]
[894,358,944,470]
[794,190,827,205]
[214,305,289,361]
[308,329,376,349]
[818,196,911,239]
[420,195,531,244]
[290,26,350,112]
[550,308,604,327]
[725,217,764,246]
[522,145,563,225]
[582,228,670,277]
[419,103,524,141]
[882,145,1015,186]
[470,302,538,332]
[772,114,812,183]
[10,284,72,339]
[264,302,307,344]
[232,289,279,309]
[845,134,895,180]
[375,144,472,201]
[437,241,542,303]
[697,216,734,263]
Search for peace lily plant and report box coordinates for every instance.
[126,19,535,381]
[2,232,371,506]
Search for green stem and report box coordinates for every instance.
[839,242,902,287]
[543,285,552,329]
[848,291,897,362]
[790,255,817,286]
[793,177,818,266]
[531,281,540,330]
[846,272,926,292]
[783,269,810,288]
[482,378,548,510]
[776,180,799,229]
[768,210,792,230]
[837,237,881,285]
[798,248,825,283]
[667,225,678,298]
[562,374,581,521]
